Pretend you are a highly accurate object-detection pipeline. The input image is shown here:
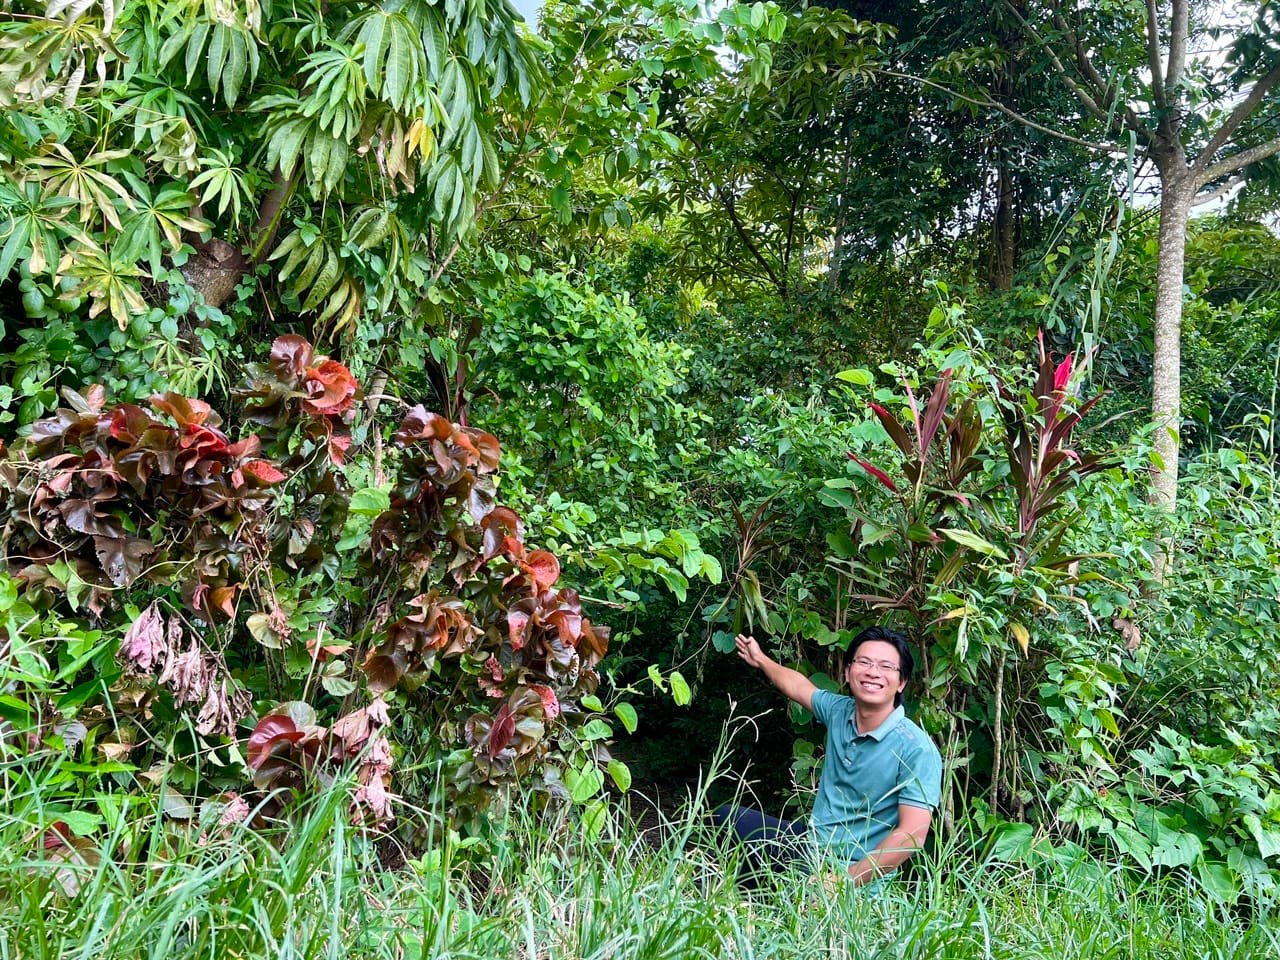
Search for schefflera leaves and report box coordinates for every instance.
[362,403,611,795]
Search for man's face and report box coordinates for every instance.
[844,639,907,708]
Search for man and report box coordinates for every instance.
[714,626,942,887]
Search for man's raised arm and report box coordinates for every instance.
[735,634,817,711]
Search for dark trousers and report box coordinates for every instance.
[711,803,809,887]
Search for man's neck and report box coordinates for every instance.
[854,701,896,736]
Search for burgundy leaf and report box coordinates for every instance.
[918,369,952,459]
[485,703,515,760]
[868,403,914,458]
[270,334,314,380]
[247,715,305,771]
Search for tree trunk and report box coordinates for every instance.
[1149,171,1192,515]
[182,166,299,309]
[988,155,1016,291]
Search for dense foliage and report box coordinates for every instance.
[3,0,1280,936]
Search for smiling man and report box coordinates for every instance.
[714,626,943,887]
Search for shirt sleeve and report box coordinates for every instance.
[897,735,943,811]
[810,689,837,726]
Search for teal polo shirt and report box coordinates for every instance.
[808,692,942,867]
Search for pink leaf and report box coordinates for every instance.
[122,602,167,673]
[1053,354,1074,394]
[847,453,898,492]
[529,683,561,720]
[241,459,286,484]
[507,609,531,650]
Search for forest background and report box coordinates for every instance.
[3,0,1280,955]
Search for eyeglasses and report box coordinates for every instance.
[851,657,901,674]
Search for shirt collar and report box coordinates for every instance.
[849,704,905,741]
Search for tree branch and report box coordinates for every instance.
[1047,0,1152,143]
[882,69,1121,153]
[1142,0,1166,107]
[1192,174,1245,207]
[1199,133,1280,184]
[1166,0,1188,93]
[1003,0,1152,146]
[1190,64,1280,183]
[717,186,785,299]
[249,165,302,265]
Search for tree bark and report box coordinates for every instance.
[989,155,1016,291]
[1149,165,1192,515]
[182,166,300,309]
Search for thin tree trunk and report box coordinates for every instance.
[989,155,1016,291]
[991,649,1006,811]
[1149,173,1192,517]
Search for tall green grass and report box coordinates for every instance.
[1,748,1275,959]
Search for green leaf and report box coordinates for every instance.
[989,822,1036,862]
[566,763,604,803]
[711,630,737,654]
[835,368,874,386]
[1244,813,1280,859]
[1150,830,1202,869]
[938,527,1008,559]
[246,612,284,649]
[826,530,857,557]
[321,674,357,697]
[1196,860,1238,902]
[669,670,691,706]
[349,487,390,516]
[580,718,612,741]
[613,702,638,734]
[646,664,666,692]
[54,810,105,837]
[607,759,632,792]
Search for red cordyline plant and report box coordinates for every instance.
[1,336,613,827]
[841,333,1109,618]
[997,332,1108,564]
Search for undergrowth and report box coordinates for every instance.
[1,747,1275,960]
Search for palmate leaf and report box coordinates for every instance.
[188,148,249,223]
[344,9,427,113]
[156,2,262,108]
[0,12,116,108]
[269,228,356,324]
[24,143,135,230]
[56,242,147,330]
[0,180,87,277]
[115,178,210,273]
[45,0,123,33]
[111,78,207,176]
[301,42,367,140]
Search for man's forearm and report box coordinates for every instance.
[846,829,924,885]
[757,656,815,708]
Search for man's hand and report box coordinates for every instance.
[735,634,770,669]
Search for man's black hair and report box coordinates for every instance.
[843,625,914,707]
